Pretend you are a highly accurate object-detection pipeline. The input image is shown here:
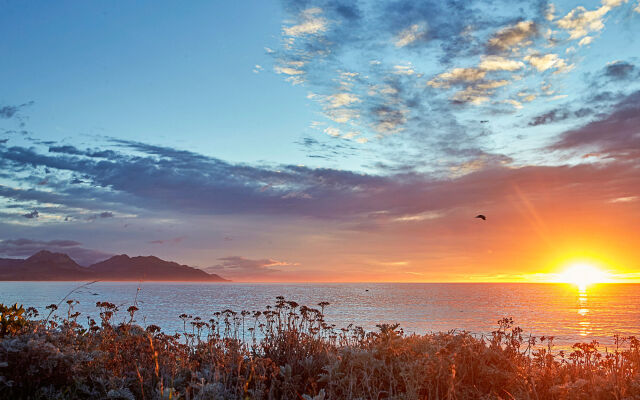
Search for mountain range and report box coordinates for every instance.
[0,250,229,281]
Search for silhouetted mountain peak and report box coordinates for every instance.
[0,249,90,281]
[132,255,162,263]
[25,250,80,267]
[89,253,229,281]
[109,254,131,262]
[0,250,229,282]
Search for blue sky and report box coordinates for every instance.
[1,1,322,165]
[1,0,640,281]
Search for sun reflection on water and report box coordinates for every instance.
[577,286,590,336]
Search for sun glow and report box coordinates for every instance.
[556,262,611,290]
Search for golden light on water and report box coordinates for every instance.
[556,262,612,290]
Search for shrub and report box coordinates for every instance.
[0,304,27,337]
[0,299,638,399]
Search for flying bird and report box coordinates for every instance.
[480,120,489,123]
[475,214,486,220]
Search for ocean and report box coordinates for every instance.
[2,282,639,347]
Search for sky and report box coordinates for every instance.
[1,0,639,282]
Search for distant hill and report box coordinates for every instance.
[0,250,229,282]
[0,250,94,281]
[89,254,228,281]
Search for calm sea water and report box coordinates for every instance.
[1,282,639,347]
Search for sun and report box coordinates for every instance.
[556,262,611,290]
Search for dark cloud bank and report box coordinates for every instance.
[0,90,638,228]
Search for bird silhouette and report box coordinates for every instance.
[475,214,486,220]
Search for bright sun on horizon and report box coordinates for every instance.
[556,262,612,289]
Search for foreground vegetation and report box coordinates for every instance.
[1,298,639,399]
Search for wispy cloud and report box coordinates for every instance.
[395,23,428,47]
[428,68,487,88]
[282,8,327,37]
[524,53,572,73]
[478,56,525,71]
[555,0,626,40]
[22,210,39,219]
[149,236,186,245]
[487,21,538,53]
[0,101,34,119]
[528,107,592,126]
[206,256,298,281]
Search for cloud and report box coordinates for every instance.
[602,0,627,7]
[1,140,404,218]
[22,210,39,219]
[271,0,573,162]
[149,236,186,245]
[48,145,119,159]
[556,7,604,39]
[578,36,593,46]
[487,21,538,52]
[429,66,511,104]
[528,107,593,126]
[326,92,360,108]
[379,0,508,59]
[555,0,626,40]
[274,63,306,85]
[324,126,341,137]
[428,54,526,106]
[370,105,408,133]
[3,238,81,247]
[504,99,523,109]
[518,92,537,102]
[274,65,305,76]
[427,68,486,88]
[272,0,536,155]
[294,135,360,160]
[602,61,637,81]
[524,53,571,72]
[282,7,327,37]
[206,256,298,280]
[392,64,416,75]
[86,211,115,222]
[0,238,112,265]
[2,133,640,280]
[395,23,428,47]
[549,90,640,159]
[0,106,21,119]
[451,86,491,105]
[478,56,525,71]
[0,101,34,119]
[49,145,84,155]
[546,3,556,20]
[0,139,522,223]
[610,196,638,203]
